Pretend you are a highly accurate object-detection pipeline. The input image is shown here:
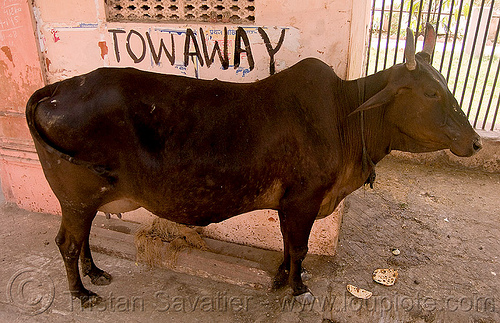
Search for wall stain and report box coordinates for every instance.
[50,29,60,42]
[1,46,14,66]
[45,58,51,72]
[98,41,108,60]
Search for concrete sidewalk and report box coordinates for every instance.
[0,204,285,322]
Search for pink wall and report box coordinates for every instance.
[0,0,60,213]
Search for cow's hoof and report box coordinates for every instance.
[77,291,102,308]
[294,291,315,305]
[90,270,112,285]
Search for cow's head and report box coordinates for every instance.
[353,24,482,157]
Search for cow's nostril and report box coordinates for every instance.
[473,138,482,152]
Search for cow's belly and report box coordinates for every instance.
[115,179,285,226]
[97,180,342,224]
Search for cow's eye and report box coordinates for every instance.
[425,90,439,98]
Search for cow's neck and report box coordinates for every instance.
[352,69,392,107]
[341,69,393,183]
[358,69,393,161]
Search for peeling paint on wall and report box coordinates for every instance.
[50,29,60,42]
[1,46,13,65]
[97,41,107,59]
[0,0,48,210]
[0,0,44,111]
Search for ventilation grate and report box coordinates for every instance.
[105,0,256,23]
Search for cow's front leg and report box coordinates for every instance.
[287,227,313,297]
[278,193,320,303]
[56,206,101,308]
[81,236,112,286]
[273,211,290,290]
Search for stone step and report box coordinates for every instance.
[89,215,278,290]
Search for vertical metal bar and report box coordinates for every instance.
[446,0,464,83]
[491,88,500,130]
[452,0,475,95]
[408,0,414,29]
[414,0,425,44]
[425,0,433,26]
[404,0,414,65]
[365,0,378,76]
[383,0,394,69]
[424,0,434,63]
[439,0,454,72]
[481,14,500,129]
[435,0,444,34]
[433,0,445,63]
[374,0,386,72]
[460,0,485,116]
[471,1,494,128]
[407,0,414,28]
[393,0,405,65]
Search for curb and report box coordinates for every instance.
[89,216,277,290]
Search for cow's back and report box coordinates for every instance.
[33,59,340,167]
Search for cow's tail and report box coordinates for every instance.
[26,83,117,182]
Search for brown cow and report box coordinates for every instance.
[26,24,481,307]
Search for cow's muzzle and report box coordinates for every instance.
[450,133,482,157]
[463,135,482,157]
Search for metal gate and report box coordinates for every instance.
[366,0,500,131]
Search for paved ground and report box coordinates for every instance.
[0,155,499,322]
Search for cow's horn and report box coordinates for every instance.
[422,23,436,55]
[405,28,416,71]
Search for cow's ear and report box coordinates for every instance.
[422,23,436,56]
[349,86,396,116]
[416,23,436,64]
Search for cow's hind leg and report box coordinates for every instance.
[81,235,112,285]
[56,206,101,308]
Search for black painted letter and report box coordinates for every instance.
[108,29,126,62]
[199,27,229,69]
[258,28,286,75]
[126,30,146,63]
[184,28,204,67]
[146,32,175,65]
[234,27,254,71]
